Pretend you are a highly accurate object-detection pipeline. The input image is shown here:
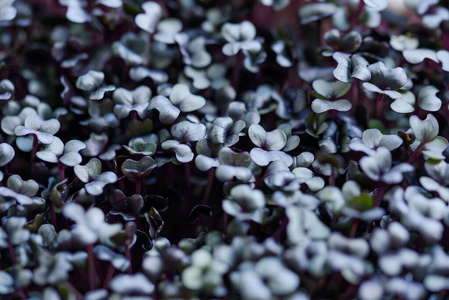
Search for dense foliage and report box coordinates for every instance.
[2,0,449,299]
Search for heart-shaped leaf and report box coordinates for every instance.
[90,85,116,100]
[417,86,441,112]
[390,91,416,113]
[7,175,39,197]
[403,48,439,64]
[222,185,265,220]
[359,147,392,181]
[148,95,181,124]
[76,71,104,92]
[154,18,183,44]
[333,53,371,83]
[169,83,206,112]
[324,29,362,53]
[123,137,157,156]
[0,187,34,205]
[421,137,449,160]
[94,245,130,272]
[171,121,206,143]
[409,114,439,143]
[129,67,169,84]
[121,156,156,178]
[110,273,154,294]
[312,79,351,99]
[363,61,407,97]
[109,189,144,216]
[135,1,162,34]
[248,124,287,151]
[74,158,102,183]
[84,172,117,196]
[161,140,194,163]
[0,79,14,100]
[311,99,352,113]
[0,143,14,167]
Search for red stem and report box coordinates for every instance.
[135,177,142,195]
[202,169,215,205]
[349,219,359,237]
[350,0,365,28]
[86,244,96,290]
[407,142,425,163]
[185,163,191,201]
[232,52,244,92]
[352,79,359,107]
[58,161,65,181]
[375,93,384,120]
[51,204,57,228]
[329,170,336,186]
[374,181,386,207]
[8,242,17,265]
[125,246,133,274]
[103,263,115,290]
[30,135,38,166]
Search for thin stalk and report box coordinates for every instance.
[135,177,142,195]
[8,242,17,265]
[375,93,384,120]
[407,142,425,163]
[30,135,39,166]
[349,219,359,237]
[231,52,243,92]
[184,163,191,201]
[15,289,27,300]
[202,169,215,205]
[50,204,57,228]
[350,0,365,28]
[86,243,96,290]
[329,169,336,186]
[330,110,337,121]
[272,216,288,243]
[223,212,228,235]
[352,79,359,107]
[374,181,386,207]
[58,161,65,181]
[103,263,115,290]
[125,246,133,274]
[142,176,147,196]
[66,282,83,300]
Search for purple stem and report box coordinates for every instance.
[231,52,244,92]
[202,169,215,205]
[142,177,147,196]
[350,0,365,28]
[50,204,57,228]
[58,161,65,181]
[352,79,359,107]
[125,246,133,274]
[30,135,39,166]
[329,170,336,186]
[407,142,424,164]
[103,263,115,290]
[272,217,288,243]
[374,181,386,207]
[349,218,359,237]
[86,243,96,290]
[223,212,228,235]
[185,163,191,201]
[375,93,384,120]
[8,242,17,265]
[135,177,142,195]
